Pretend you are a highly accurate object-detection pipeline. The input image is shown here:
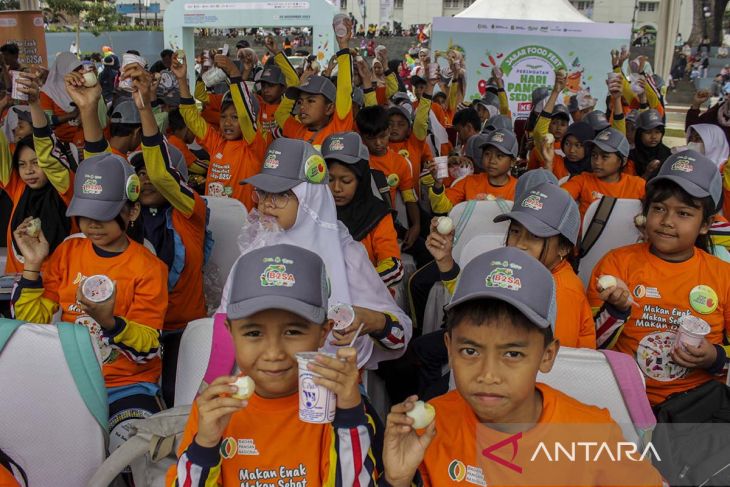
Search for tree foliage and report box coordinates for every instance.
[43,0,120,35]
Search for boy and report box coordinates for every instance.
[274,19,354,149]
[167,108,209,178]
[452,107,481,154]
[170,244,379,485]
[356,105,421,249]
[383,247,664,486]
[256,37,299,148]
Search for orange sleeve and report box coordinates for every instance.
[283,116,307,140]
[371,216,401,264]
[586,250,624,310]
[125,251,168,330]
[560,175,583,201]
[166,401,200,486]
[198,123,225,157]
[444,177,468,206]
[375,86,387,105]
[0,464,20,487]
[527,147,542,171]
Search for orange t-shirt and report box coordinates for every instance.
[561,172,646,218]
[41,237,168,388]
[445,173,517,204]
[553,260,596,349]
[257,95,279,149]
[282,108,353,150]
[167,134,198,168]
[0,464,20,487]
[588,243,730,406]
[369,148,416,205]
[40,92,84,148]
[390,133,434,184]
[202,92,223,128]
[420,384,663,486]
[360,215,401,266]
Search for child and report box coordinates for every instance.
[561,127,646,218]
[274,19,354,149]
[686,123,729,167]
[383,247,664,486]
[589,150,730,407]
[169,244,379,485]
[541,121,594,180]
[40,52,85,148]
[356,105,421,249]
[529,70,570,171]
[388,80,434,186]
[11,152,168,452]
[167,108,209,178]
[322,132,403,288]
[451,107,481,153]
[629,109,671,178]
[427,128,519,214]
[1,72,76,274]
[257,37,299,147]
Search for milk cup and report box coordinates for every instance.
[435,156,449,180]
[82,275,115,303]
[296,352,336,423]
[673,315,710,352]
[333,14,349,39]
[201,66,227,88]
[328,303,355,331]
[10,71,28,101]
[119,53,146,92]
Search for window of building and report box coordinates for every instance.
[571,0,593,10]
[394,0,403,8]
[638,1,658,12]
[340,0,346,8]
[463,0,473,7]
[444,0,460,8]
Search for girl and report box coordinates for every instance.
[40,52,85,148]
[204,137,412,385]
[589,150,730,407]
[629,109,671,178]
[686,123,729,168]
[11,151,169,453]
[1,105,33,154]
[1,73,76,274]
[541,121,594,180]
[529,70,570,171]
[561,127,646,218]
[322,132,403,289]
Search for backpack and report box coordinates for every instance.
[87,405,191,487]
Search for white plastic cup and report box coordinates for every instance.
[607,72,621,82]
[328,303,355,331]
[673,315,711,352]
[201,66,227,88]
[296,352,336,423]
[428,63,439,80]
[375,45,386,55]
[333,14,349,39]
[119,53,146,92]
[435,156,449,179]
[10,71,28,101]
[81,275,115,303]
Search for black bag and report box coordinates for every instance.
[652,380,730,486]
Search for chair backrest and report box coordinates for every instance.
[0,320,107,486]
[458,234,505,267]
[174,317,215,406]
[449,200,512,264]
[577,198,642,289]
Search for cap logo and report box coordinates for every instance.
[126,174,140,201]
[521,194,543,210]
[491,132,504,143]
[671,159,694,173]
[260,263,295,287]
[264,151,280,169]
[650,113,659,121]
[82,175,103,195]
[329,139,345,152]
[485,267,522,291]
[304,154,326,183]
[263,69,271,76]
[598,131,611,141]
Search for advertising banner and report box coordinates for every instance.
[0,10,48,67]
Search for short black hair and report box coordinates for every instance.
[356,105,390,136]
[452,108,481,132]
[168,108,186,132]
[160,49,173,58]
[446,298,554,348]
[0,43,18,56]
[411,77,427,87]
[126,50,141,56]
[110,123,141,137]
[433,92,447,103]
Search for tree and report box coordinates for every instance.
[690,0,730,46]
[0,0,20,9]
[43,0,120,51]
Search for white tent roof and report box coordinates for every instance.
[456,0,591,22]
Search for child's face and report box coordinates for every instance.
[297,94,334,129]
[79,203,140,251]
[373,63,384,76]
[506,221,566,270]
[434,94,448,111]
[17,146,49,190]
[260,81,285,105]
[590,148,623,181]
[362,129,390,157]
[388,114,410,142]
[227,309,332,398]
[14,120,32,141]
[220,105,243,141]
[481,146,513,179]
[475,104,490,123]
[562,135,585,163]
[256,189,299,230]
[412,82,426,100]
[137,166,168,207]
[640,128,663,148]
[548,118,568,141]
[455,123,475,144]
[328,162,358,206]
[445,318,558,425]
[645,194,709,261]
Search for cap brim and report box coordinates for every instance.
[260,76,286,86]
[585,140,619,154]
[648,175,710,200]
[285,85,333,101]
[387,107,412,124]
[445,289,551,330]
[493,211,560,239]
[241,172,299,193]
[66,197,126,222]
[639,121,665,131]
[324,153,360,165]
[227,295,325,323]
[480,141,514,156]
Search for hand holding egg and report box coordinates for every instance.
[406,400,436,429]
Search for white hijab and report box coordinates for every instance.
[687,123,730,168]
[41,52,81,112]
[219,181,412,369]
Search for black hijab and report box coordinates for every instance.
[327,158,392,241]
[560,122,594,176]
[629,127,672,177]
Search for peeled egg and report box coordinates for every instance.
[26,217,41,238]
[544,133,555,145]
[486,194,497,201]
[436,216,454,235]
[406,400,436,429]
[557,68,567,78]
[634,214,646,227]
[597,275,618,291]
[83,71,97,88]
[231,375,255,400]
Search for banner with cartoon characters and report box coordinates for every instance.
[430,17,631,120]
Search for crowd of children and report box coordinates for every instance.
[1,16,729,486]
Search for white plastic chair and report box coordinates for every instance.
[577,198,643,288]
[174,317,214,407]
[0,322,107,486]
[458,234,505,267]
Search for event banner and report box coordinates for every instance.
[0,10,47,67]
[431,17,631,120]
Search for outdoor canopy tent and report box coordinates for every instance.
[455,0,591,22]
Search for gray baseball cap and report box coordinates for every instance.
[551,104,571,121]
[12,106,31,124]
[242,138,327,192]
[226,244,329,323]
[483,114,513,133]
[584,110,610,132]
[110,99,141,125]
[480,128,519,158]
[531,86,550,106]
[391,92,411,106]
[445,246,557,331]
[388,103,413,126]
[465,133,490,165]
[286,75,336,102]
[321,132,369,164]
[495,182,581,245]
[585,128,631,159]
[514,168,559,202]
[636,109,664,131]
[66,153,140,221]
[259,65,286,86]
[626,109,639,125]
[352,87,364,108]
[475,92,499,110]
[648,149,722,207]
